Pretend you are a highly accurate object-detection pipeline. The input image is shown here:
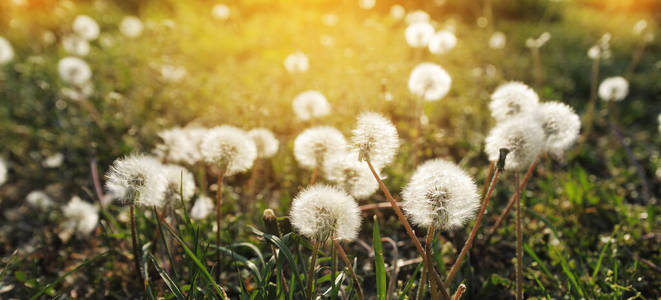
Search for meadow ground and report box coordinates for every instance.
[0,0,660,299]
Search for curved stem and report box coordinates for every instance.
[129,204,145,290]
[333,239,364,300]
[306,239,321,300]
[515,173,523,300]
[445,168,501,286]
[215,170,226,283]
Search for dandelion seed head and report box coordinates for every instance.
[62,35,90,56]
[489,31,506,49]
[284,52,309,73]
[408,62,452,101]
[73,15,100,41]
[292,90,330,120]
[485,116,544,171]
[405,10,430,24]
[489,81,539,122]
[390,5,405,20]
[598,76,629,102]
[201,126,257,176]
[290,184,361,241]
[323,151,379,200]
[248,128,279,158]
[120,16,143,38]
[535,101,581,156]
[405,22,434,48]
[0,36,15,65]
[190,195,214,220]
[43,153,64,168]
[212,4,230,20]
[163,164,196,204]
[63,196,99,236]
[154,127,206,165]
[160,64,187,82]
[105,154,167,207]
[402,159,479,230]
[0,158,7,186]
[351,112,399,167]
[58,56,92,86]
[26,190,54,210]
[294,126,347,170]
[428,30,457,54]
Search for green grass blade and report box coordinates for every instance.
[550,247,585,298]
[372,216,387,300]
[214,245,263,284]
[399,262,423,300]
[147,253,185,300]
[523,242,557,286]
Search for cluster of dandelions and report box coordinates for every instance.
[404,12,457,55]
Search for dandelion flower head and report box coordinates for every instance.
[58,56,92,86]
[62,196,99,236]
[62,35,90,56]
[408,62,452,101]
[26,190,54,210]
[405,10,430,24]
[120,16,144,38]
[212,4,230,20]
[73,15,100,41]
[390,5,405,20]
[405,22,434,48]
[163,164,196,204]
[294,126,347,170]
[323,151,379,200]
[489,31,506,49]
[0,158,8,186]
[351,112,399,167]
[485,116,544,171]
[428,30,457,54]
[489,81,539,122]
[284,51,309,73]
[534,101,581,156]
[0,36,15,65]
[105,154,167,207]
[190,195,214,220]
[201,126,257,176]
[248,128,279,158]
[598,76,629,102]
[292,90,331,120]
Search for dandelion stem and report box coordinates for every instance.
[331,243,338,300]
[425,227,440,299]
[625,40,647,78]
[451,283,467,300]
[129,204,145,290]
[215,169,226,283]
[445,167,501,286]
[515,173,523,300]
[310,166,318,185]
[306,239,321,300]
[365,159,450,300]
[333,238,364,300]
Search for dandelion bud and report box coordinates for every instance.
[294,126,347,170]
[534,101,581,156]
[290,184,361,241]
[402,159,480,230]
[323,151,379,199]
[405,22,434,48]
[62,196,99,236]
[73,15,100,41]
[351,112,399,167]
[201,125,257,176]
[162,164,196,204]
[598,76,628,102]
[408,62,452,101]
[292,90,331,121]
[485,116,544,171]
[105,154,167,207]
[489,81,539,122]
[248,128,279,158]
[0,36,14,65]
[58,57,92,86]
[428,30,457,55]
[262,209,280,236]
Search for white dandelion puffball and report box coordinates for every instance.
[292,90,331,120]
[290,184,361,241]
[0,36,14,65]
[408,62,452,101]
[428,30,457,54]
[402,159,479,230]
[598,76,629,102]
[405,22,435,48]
[587,46,600,60]
[73,15,100,41]
[351,112,399,167]
[323,151,379,200]
[248,128,279,158]
[359,0,375,10]
[535,101,581,156]
[190,195,214,220]
[0,158,7,186]
[489,31,506,49]
[485,116,544,171]
[405,10,430,24]
[62,35,90,56]
[212,4,230,20]
[390,4,405,20]
[58,57,92,86]
[105,154,167,207]
[154,127,208,165]
[163,164,196,203]
[62,196,99,236]
[633,20,647,35]
[201,125,257,176]
[160,64,187,82]
[489,81,539,122]
[43,153,64,168]
[120,16,144,38]
[294,126,348,170]
[284,52,309,73]
[26,190,54,210]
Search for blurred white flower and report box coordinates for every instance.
[322,14,338,26]
[294,126,347,170]
[160,64,187,82]
[489,31,506,49]
[390,4,405,20]
[351,112,399,167]
[534,101,581,156]
[405,10,430,24]
[323,151,379,200]
[633,19,647,35]
[120,16,144,38]
[212,4,230,20]
[408,62,452,101]
[359,0,375,9]
[428,30,457,54]
[42,31,56,45]
[73,15,100,41]
[201,126,257,176]
[526,32,551,48]
[598,76,629,102]
[105,154,167,207]
[26,190,54,210]
[0,158,8,186]
[58,57,92,86]
[190,195,214,220]
[154,127,208,165]
[284,52,309,73]
[588,33,611,60]
[290,184,361,241]
[43,153,64,168]
[62,35,90,56]
[402,159,479,230]
[292,90,330,120]
[163,164,196,204]
[658,114,661,133]
[62,196,99,236]
[248,128,279,158]
[489,81,539,122]
[405,22,434,48]
[485,116,545,171]
[0,36,14,65]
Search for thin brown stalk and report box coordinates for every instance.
[445,168,501,286]
[415,266,427,300]
[451,283,467,300]
[215,170,226,283]
[359,201,403,211]
[425,227,440,300]
[333,239,364,300]
[482,162,495,198]
[515,173,523,300]
[247,158,261,204]
[306,239,321,300]
[90,158,105,208]
[365,159,450,300]
[310,166,318,185]
[129,205,145,289]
